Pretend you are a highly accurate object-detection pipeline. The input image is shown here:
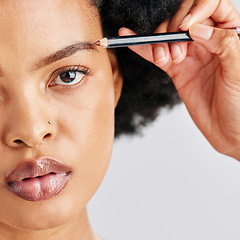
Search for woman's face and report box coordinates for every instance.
[0,0,122,230]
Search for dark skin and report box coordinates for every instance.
[0,0,239,239]
[0,0,122,239]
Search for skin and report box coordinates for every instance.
[120,0,240,160]
[0,0,122,240]
[0,0,239,239]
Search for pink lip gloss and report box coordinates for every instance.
[6,157,71,201]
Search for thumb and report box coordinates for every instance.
[189,23,240,82]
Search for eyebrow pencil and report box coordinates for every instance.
[94,27,240,48]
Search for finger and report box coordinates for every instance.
[118,27,135,36]
[189,24,240,84]
[170,42,188,64]
[168,0,195,31]
[153,20,172,68]
[154,19,169,33]
[168,0,195,65]
[202,18,216,28]
[171,19,215,65]
[118,25,173,70]
[180,0,240,31]
[180,0,219,31]
[211,0,240,28]
[118,27,154,63]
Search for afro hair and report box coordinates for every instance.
[96,0,183,137]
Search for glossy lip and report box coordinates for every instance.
[5,157,72,201]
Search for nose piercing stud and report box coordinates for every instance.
[48,121,52,125]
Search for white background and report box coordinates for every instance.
[88,1,240,239]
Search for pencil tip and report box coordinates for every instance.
[94,40,101,46]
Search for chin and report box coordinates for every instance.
[12,215,71,231]
[0,190,83,231]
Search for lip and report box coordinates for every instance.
[5,157,71,201]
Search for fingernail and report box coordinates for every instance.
[154,46,166,64]
[180,14,192,30]
[172,45,182,63]
[118,27,135,36]
[190,24,213,40]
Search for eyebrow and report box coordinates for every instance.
[0,42,98,77]
[34,42,98,70]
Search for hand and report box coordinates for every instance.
[119,0,240,160]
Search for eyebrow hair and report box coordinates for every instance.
[34,42,98,70]
[0,42,98,77]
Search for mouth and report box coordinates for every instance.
[5,157,71,201]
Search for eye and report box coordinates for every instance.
[50,66,89,87]
[55,71,83,85]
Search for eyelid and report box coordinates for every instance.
[50,64,91,80]
[48,64,92,87]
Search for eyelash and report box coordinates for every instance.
[49,65,91,87]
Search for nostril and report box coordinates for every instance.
[43,133,52,141]
[8,132,53,148]
[44,133,51,138]
[13,139,24,144]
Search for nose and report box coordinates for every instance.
[2,95,56,148]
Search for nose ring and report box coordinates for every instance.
[48,121,52,125]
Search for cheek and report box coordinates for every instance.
[0,57,116,230]
[54,68,115,204]
[57,67,115,149]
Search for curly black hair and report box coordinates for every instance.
[95,0,183,137]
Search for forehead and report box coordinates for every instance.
[0,0,100,35]
[0,0,102,71]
